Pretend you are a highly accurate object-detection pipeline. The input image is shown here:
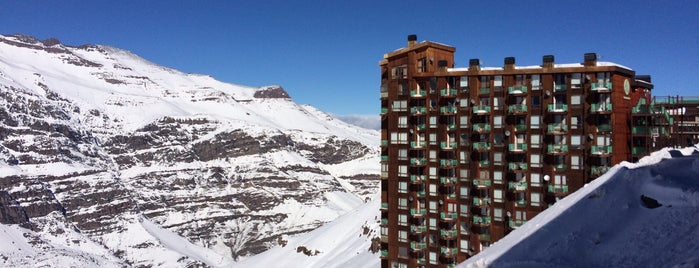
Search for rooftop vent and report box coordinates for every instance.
[504,57,515,65]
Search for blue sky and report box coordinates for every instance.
[1,1,698,116]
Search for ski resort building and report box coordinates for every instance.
[378,35,698,267]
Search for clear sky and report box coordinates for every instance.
[1,1,698,116]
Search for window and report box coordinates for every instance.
[398,230,407,242]
[494,76,503,90]
[479,170,490,180]
[554,74,566,88]
[392,100,407,112]
[515,74,525,86]
[429,133,437,145]
[429,201,437,213]
[398,214,407,226]
[398,165,407,177]
[571,73,582,89]
[531,154,541,168]
[398,116,407,128]
[429,252,437,264]
[398,181,407,193]
[515,211,527,221]
[459,98,469,109]
[493,97,503,110]
[398,149,408,161]
[429,150,437,162]
[494,208,503,221]
[429,167,437,179]
[398,198,407,209]
[571,116,580,129]
[417,58,427,73]
[460,186,469,198]
[493,152,503,165]
[571,135,582,148]
[429,218,437,230]
[460,204,469,216]
[493,171,503,184]
[531,95,541,109]
[531,134,541,148]
[429,116,437,128]
[531,192,541,206]
[494,115,503,128]
[571,155,582,170]
[531,173,541,187]
[381,226,388,236]
[531,74,541,90]
[460,168,469,179]
[480,76,491,89]
[460,116,468,128]
[392,65,407,79]
[571,95,582,105]
[460,240,470,253]
[460,76,469,91]
[494,190,503,203]
[459,151,468,164]
[531,116,541,129]
[429,184,437,196]
[555,175,567,185]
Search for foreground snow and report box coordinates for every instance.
[460,145,699,268]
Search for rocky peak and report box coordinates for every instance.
[254,85,291,99]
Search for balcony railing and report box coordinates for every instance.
[381,202,388,210]
[380,107,388,114]
[479,87,490,95]
[440,159,458,167]
[514,124,527,132]
[515,199,528,207]
[410,208,427,216]
[440,177,458,185]
[632,105,651,114]
[410,90,427,97]
[440,141,457,149]
[381,140,388,146]
[474,123,491,133]
[440,212,458,220]
[410,141,427,148]
[478,160,490,168]
[632,126,650,135]
[508,182,528,191]
[381,155,388,162]
[508,162,528,171]
[508,220,527,229]
[472,179,492,187]
[472,105,491,114]
[554,164,568,171]
[381,218,388,225]
[473,216,491,225]
[479,234,491,241]
[547,123,568,133]
[632,146,647,155]
[554,84,567,91]
[380,91,388,98]
[410,175,426,183]
[440,88,458,97]
[410,107,427,115]
[507,85,528,94]
[597,124,611,132]
[381,171,388,178]
[440,106,458,114]
[548,144,569,154]
[591,82,612,91]
[447,123,457,130]
[472,142,491,151]
[473,197,491,206]
[548,185,569,193]
[411,225,427,233]
[440,229,458,238]
[590,103,613,113]
[508,104,528,114]
[547,103,568,112]
[410,158,427,166]
[380,249,388,258]
[508,143,527,152]
[410,241,427,250]
[591,166,611,177]
[591,145,612,155]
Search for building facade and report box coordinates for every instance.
[378,35,680,268]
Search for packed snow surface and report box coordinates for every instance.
[460,145,699,268]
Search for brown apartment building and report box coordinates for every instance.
[378,35,697,268]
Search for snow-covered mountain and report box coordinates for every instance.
[0,34,380,266]
[460,145,699,268]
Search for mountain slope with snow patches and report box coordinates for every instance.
[0,34,380,266]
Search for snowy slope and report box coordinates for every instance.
[460,145,699,268]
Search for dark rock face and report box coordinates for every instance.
[253,86,291,99]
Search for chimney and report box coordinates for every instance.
[636,75,651,83]
[469,58,481,71]
[584,53,597,67]
[504,57,515,70]
[543,55,554,69]
[408,34,417,47]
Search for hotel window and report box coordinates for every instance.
[531,134,541,148]
[429,150,437,162]
[398,165,408,177]
[429,116,437,128]
[429,201,437,213]
[459,98,469,109]
[398,230,407,242]
[381,226,388,236]
[390,132,398,144]
[493,171,503,184]
[515,74,525,86]
[493,97,503,110]
[571,73,582,89]
[398,214,407,226]
[398,133,408,144]
[555,175,567,185]
[480,76,491,90]
[459,151,468,164]
[554,74,566,89]
[398,198,407,209]
[531,95,541,109]
[479,170,490,180]
[515,211,527,222]
[429,167,437,179]
[460,168,469,179]
[398,181,407,193]
[531,74,541,90]
[460,116,468,128]
[597,72,611,84]
[417,57,427,73]
[531,192,541,206]
[460,240,470,253]
[429,184,437,196]
[398,82,408,95]
[429,77,437,93]
[531,115,541,129]
[494,190,503,203]
[429,252,437,264]
[571,95,582,106]
[392,100,407,112]
[460,76,469,91]
[429,218,437,230]
[531,173,541,186]
[571,155,582,170]
[531,154,541,168]
[494,115,503,128]
[571,116,581,129]
[398,149,408,160]
[392,65,407,79]
[571,135,582,148]
[397,116,407,128]
[494,207,503,221]
[460,186,469,198]
[494,152,503,165]
[494,75,503,91]
[460,204,469,216]
[429,133,437,145]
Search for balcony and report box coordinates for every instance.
[554,164,568,171]
[380,107,388,115]
[440,176,458,185]
[508,85,528,95]
[473,179,492,187]
[479,87,491,95]
[410,90,427,97]
[514,124,527,132]
[447,123,457,130]
[547,104,568,112]
[415,123,426,130]
[380,249,388,258]
[410,141,427,148]
[472,142,491,151]
[508,104,528,114]
[472,105,491,114]
[440,106,458,114]
[515,199,528,207]
[441,246,458,256]
[410,241,427,251]
[509,220,527,229]
[632,105,652,114]
[547,144,569,154]
[478,160,490,168]
[632,146,647,155]
[591,82,612,91]
[411,225,427,233]
[410,175,426,183]
[381,202,388,210]
[440,88,458,97]
[479,234,491,241]
[591,166,611,177]
[380,91,388,99]
[632,126,650,135]
[597,124,611,132]
[440,212,458,221]
[410,158,427,166]
[473,197,491,207]
[508,143,527,152]
[380,218,388,226]
[440,159,458,167]
[548,184,569,194]
[554,84,567,91]
[381,140,388,146]
[440,229,458,239]
[381,155,388,162]
[547,123,568,134]
[474,123,491,133]
[591,145,612,155]
[381,171,388,179]
[590,103,613,113]
[410,107,427,115]
[416,190,426,198]
[473,216,491,226]
[410,208,427,217]
[508,182,528,191]
[440,141,458,149]
[508,162,528,171]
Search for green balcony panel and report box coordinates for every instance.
[479,87,491,95]
[381,202,388,210]
[381,140,388,146]
[440,88,458,96]
[380,107,388,114]
[554,84,567,91]
[591,145,612,154]
[474,123,491,132]
[410,90,427,97]
[508,104,528,113]
[473,179,492,187]
[508,182,528,191]
[548,144,569,153]
[410,141,427,148]
[410,208,427,216]
[410,158,427,166]
[508,162,528,171]
[473,216,491,225]
[440,177,457,184]
[410,175,426,182]
[472,105,491,113]
[591,82,612,90]
[440,141,458,149]
[410,242,427,250]
[547,103,568,112]
[440,212,457,220]
[507,85,528,94]
[440,106,458,114]
[591,103,613,112]
[547,185,569,193]
[547,124,568,133]
[473,142,491,151]
[508,143,528,151]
